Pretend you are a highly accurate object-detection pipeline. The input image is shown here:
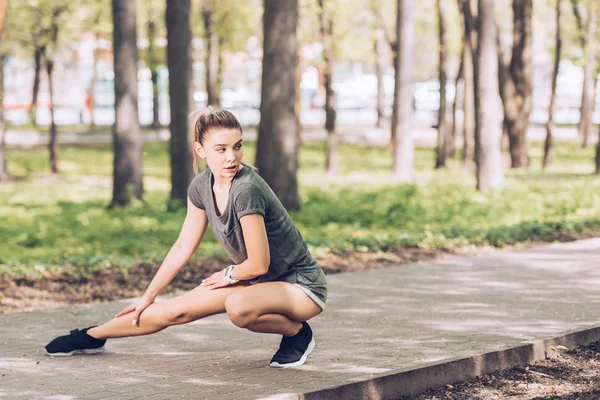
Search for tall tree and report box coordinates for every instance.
[543,0,563,168]
[147,17,161,128]
[449,49,462,159]
[474,0,503,191]
[572,0,597,148]
[46,4,64,174]
[110,0,144,207]
[392,0,414,182]
[256,0,300,210]
[498,0,534,168]
[166,0,194,205]
[374,27,386,129]
[0,0,8,183]
[435,0,450,168]
[202,0,220,108]
[460,0,477,168]
[319,0,338,176]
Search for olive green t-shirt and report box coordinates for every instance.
[187,166,327,304]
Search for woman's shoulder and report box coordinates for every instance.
[190,168,211,187]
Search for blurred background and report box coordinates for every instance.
[1,0,600,311]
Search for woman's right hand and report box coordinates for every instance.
[115,295,155,326]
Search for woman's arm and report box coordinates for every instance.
[201,213,269,289]
[116,197,208,323]
[143,197,209,299]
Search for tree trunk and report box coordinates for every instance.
[498,0,533,168]
[460,0,476,168]
[203,0,220,108]
[374,28,385,128]
[319,0,338,176]
[389,50,398,151]
[0,55,7,182]
[450,48,463,159]
[295,45,303,145]
[111,0,144,207]
[256,0,300,210]
[87,34,98,127]
[579,9,597,148]
[435,0,449,168]
[543,0,562,168]
[46,16,59,175]
[46,57,58,174]
[148,20,161,129]
[166,0,194,205]
[392,0,414,181]
[474,0,504,191]
[30,46,45,126]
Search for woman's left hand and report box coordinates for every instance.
[200,269,231,290]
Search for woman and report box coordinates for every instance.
[44,109,327,368]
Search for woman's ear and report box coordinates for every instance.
[194,142,205,159]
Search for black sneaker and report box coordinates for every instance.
[44,327,107,356]
[269,322,315,368]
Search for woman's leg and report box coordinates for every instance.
[88,283,249,339]
[224,282,322,336]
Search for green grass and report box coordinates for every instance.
[1,139,599,278]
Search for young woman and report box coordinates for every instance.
[44,109,327,368]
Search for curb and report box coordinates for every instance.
[266,324,600,400]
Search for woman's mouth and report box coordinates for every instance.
[225,165,237,171]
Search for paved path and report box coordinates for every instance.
[1,238,599,399]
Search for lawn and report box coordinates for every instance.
[1,139,599,278]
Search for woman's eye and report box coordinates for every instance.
[235,145,242,150]
[217,148,225,152]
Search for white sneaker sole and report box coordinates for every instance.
[45,347,105,356]
[269,338,315,368]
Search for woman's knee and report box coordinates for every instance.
[225,293,256,329]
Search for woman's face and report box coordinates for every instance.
[196,128,244,181]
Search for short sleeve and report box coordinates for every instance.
[187,173,206,209]
[233,183,267,218]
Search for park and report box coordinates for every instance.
[1,0,600,399]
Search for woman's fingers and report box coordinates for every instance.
[115,304,135,317]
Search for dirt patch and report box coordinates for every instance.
[402,342,600,400]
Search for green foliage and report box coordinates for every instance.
[1,140,599,278]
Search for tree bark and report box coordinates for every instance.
[111,0,144,207]
[46,14,59,175]
[435,0,449,168]
[256,0,300,210]
[498,0,533,168]
[148,20,161,129]
[596,126,600,174]
[319,0,338,176]
[46,56,58,174]
[166,0,194,205]
[87,34,99,127]
[0,55,7,182]
[580,10,597,148]
[392,0,414,182]
[460,0,476,168]
[543,0,562,168]
[203,0,220,108]
[374,28,385,128]
[30,46,45,126]
[474,0,504,191]
[450,47,463,159]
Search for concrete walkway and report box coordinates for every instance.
[1,238,600,399]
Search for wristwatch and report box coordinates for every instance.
[224,265,240,285]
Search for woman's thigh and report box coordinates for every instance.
[142,282,250,325]
[226,282,322,322]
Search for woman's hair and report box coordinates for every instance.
[191,107,243,173]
